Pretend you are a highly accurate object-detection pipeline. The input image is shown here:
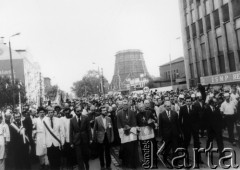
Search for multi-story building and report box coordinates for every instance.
[0,40,44,106]
[179,0,240,88]
[111,49,150,91]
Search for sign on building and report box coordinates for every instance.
[200,71,240,85]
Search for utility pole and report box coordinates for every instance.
[39,72,43,106]
[9,40,15,109]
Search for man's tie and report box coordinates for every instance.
[188,106,190,114]
[50,118,53,129]
[78,117,81,128]
[168,111,171,120]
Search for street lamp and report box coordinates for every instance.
[9,32,21,109]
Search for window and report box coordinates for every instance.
[189,49,193,63]
[186,26,190,40]
[232,0,240,18]
[196,0,201,6]
[199,19,203,34]
[225,22,234,51]
[222,4,230,22]
[217,36,224,55]
[210,58,216,75]
[213,9,220,27]
[206,14,211,31]
[218,55,225,73]
[192,23,197,37]
[194,38,199,61]
[183,0,187,8]
[237,28,240,49]
[190,64,194,78]
[196,62,201,77]
[201,43,207,59]
[228,52,236,72]
[202,59,208,75]
[208,30,214,58]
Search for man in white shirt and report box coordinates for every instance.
[220,93,237,146]
[61,107,75,169]
[43,107,65,170]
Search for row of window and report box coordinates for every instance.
[165,69,179,80]
[186,3,237,40]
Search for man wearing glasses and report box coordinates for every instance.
[93,106,114,170]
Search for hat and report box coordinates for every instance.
[179,94,184,99]
[191,94,196,98]
[196,92,201,97]
[46,106,54,111]
[224,93,230,97]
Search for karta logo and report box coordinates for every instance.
[141,140,154,169]
[142,141,239,169]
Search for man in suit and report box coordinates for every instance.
[43,107,64,170]
[70,105,92,170]
[205,98,224,158]
[179,96,203,167]
[159,101,180,168]
[93,106,114,170]
[194,93,206,138]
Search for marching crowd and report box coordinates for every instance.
[0,84,240,170]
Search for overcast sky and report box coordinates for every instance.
[0,0,183,93]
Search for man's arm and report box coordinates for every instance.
[69,119,74,146]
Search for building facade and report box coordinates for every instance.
[179,0,240,88]
[155,57,186,88]
[0,41,44,106]
[111,49,150,91]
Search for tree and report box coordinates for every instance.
[145,75,155,88]
[0,76,27,108]
[72,70,109,98]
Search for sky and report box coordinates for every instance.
[0,0,184,93]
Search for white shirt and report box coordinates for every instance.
[101,116,107,130]
[220,101,236,115]
[43,117,65,147]
[61,117,71,143]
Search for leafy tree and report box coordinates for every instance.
[0,76,27,108]
[72,70,109,98]
[145,75,155,88]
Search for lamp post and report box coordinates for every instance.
[8,32,21,109]
[17,81,22,113]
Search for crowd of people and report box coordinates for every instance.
[0,84,240,170]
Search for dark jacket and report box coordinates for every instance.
[70,115,92,146]
[179,105,200,131]
[93,115,114,143]
[159,110,179,140]
[205,105,223,129]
